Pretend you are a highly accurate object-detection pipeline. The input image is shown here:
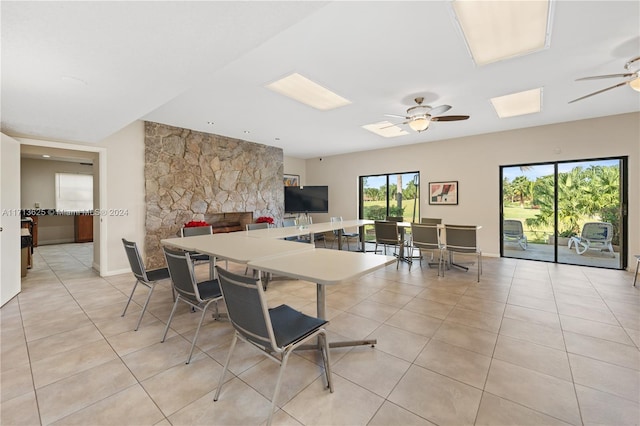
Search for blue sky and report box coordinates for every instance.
[502,159,619,182]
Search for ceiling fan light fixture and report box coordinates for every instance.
[629,77,640,92]
[409,117,430,132]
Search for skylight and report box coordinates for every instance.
[451,0,552,66]
[491,88,543,118]
[266,73,351,110]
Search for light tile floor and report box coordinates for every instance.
[2,243,639,425]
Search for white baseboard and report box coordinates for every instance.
[100,267,131,277]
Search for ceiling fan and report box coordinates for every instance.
[569,56,640,103]
[383,97,469,132]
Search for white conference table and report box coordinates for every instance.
[161,226,396,348]
[242,219,379,251]
[161,232,314,265]
[248,248,396,348]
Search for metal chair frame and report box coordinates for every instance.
[442,224,482,282]
[162,246,223,364]
[121,238,171,331]
[409,222,443,274]
[214,266,333,426]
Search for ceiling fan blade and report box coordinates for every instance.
[428,105,452,116]
[384,113,408,119]
[576,73,635,81]
[431,115,469,122]
[568,81,628,103]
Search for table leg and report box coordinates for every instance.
[298,283,376,350]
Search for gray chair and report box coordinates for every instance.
[214,266,333,426]
[181,225,214,277]
[633,255,640,287]
[386,216,404,222]
[374,221,402,268]
[281,218,298,241]
[297,216,326,247]
[503,219,527,250]
[246,222,269,231]
[420,217,442,225]
[330,216,359,250]
[162,246,223,364]
[442,224,482,282]
[409,223,443,273]
[121,238,171,331]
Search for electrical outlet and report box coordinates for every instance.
[34,202,40,208]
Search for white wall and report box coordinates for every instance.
[304,112,640,267]
[1,133,21,306]
[283,156,306,185]
[94,121,146,274]
[20,158,93,209]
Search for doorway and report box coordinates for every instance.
[19,140,106,275]
[500,157,627,269]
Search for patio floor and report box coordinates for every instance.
[504,242,621,269]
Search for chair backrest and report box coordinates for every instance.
[282,218,297,228]
[503,220,524,237]
[122,238,149,282]
[298,216,312,226]
[215,266,277,352]
[162,246,201,304]
[444,224,478,253]
[246,222,269,231]
[581,222,613,242]
[330,216,344,236]
[411,223,440,250]
[420,217,442,225]
[181,225,213,237]
[386,216,404,223]
[374,221,399,245]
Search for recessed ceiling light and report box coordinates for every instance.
[42,154,51,158]
[362,121,409,138]
[266,72,351,111]
[490,88,542,118]
[451,0,552,66]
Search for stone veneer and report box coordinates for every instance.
[144,122,283,268]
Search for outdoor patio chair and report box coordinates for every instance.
[503,219,527,250]
[568,222,614,257]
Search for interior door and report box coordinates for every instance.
[1,133,22,306]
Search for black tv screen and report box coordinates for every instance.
[284,186,329,213]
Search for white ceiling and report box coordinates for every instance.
[2,1,639,160]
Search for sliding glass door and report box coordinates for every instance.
[360,171,420,222]
[501,157,626,269]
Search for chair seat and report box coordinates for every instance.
[189,252,210,262]
[269,304,328,347]
[196,279,222,299]
[146,267,170,281]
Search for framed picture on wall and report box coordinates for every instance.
[283,174,300,187]
[429,181,458,205]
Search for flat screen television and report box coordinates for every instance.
[284,186,329,213]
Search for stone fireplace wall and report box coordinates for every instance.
[144,122,283,268]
